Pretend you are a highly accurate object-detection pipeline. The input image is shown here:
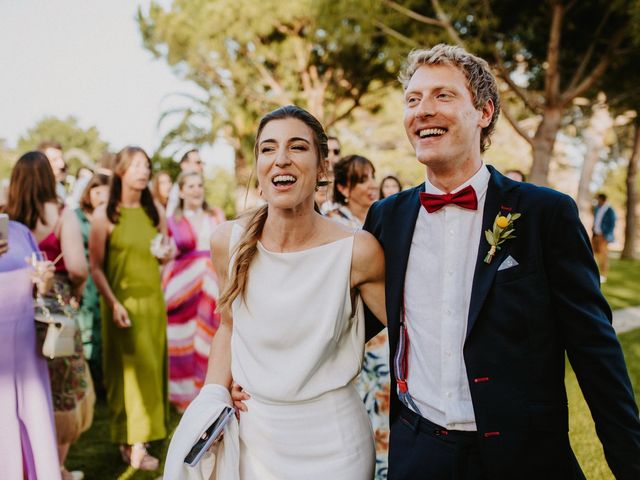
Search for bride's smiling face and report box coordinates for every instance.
[256,118,321,210]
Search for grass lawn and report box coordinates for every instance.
[601,258,640,310]
[66,258,640,479]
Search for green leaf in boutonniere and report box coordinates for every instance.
[484,212,521,264]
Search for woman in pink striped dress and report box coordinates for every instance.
[162,171,225,411]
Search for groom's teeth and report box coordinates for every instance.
[419,128,447,138]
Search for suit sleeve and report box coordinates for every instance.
[363,201,385,342]
[545,194,640,479]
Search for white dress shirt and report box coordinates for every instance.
[403,165,490,431]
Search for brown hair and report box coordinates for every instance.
[399,44,500,153]
[379,175,403,199]
[217,105,328,312]
[332,154,376,206]
[79,173,111,213]
[6,151,58,229]
[106,146,159,226]
[151,170,172,208]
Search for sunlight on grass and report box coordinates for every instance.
[568,328,640,479]
[601,258,640,310]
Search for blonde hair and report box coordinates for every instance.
[217,105,328,312]
[399,44,500,153]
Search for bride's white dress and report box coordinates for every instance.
[230,224,375,479]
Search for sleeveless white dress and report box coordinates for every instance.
[230,224,375,479]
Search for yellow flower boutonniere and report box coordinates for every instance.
[484,211,521,264]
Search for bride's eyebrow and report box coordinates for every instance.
[288,137,310,144]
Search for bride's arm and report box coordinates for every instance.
[204,221,235,388]
[352,230,387,327]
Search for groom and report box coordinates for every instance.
[364,44,640,479]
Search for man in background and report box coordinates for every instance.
[592,192,616,283]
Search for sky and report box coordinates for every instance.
[0,0,233,168]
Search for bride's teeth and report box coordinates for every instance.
[273,175,296,183]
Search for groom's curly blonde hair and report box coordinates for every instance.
[399,44,500,153]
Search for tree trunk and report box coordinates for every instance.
[621,120,640,260]
[576,103,612,220]
[528,106,563,186]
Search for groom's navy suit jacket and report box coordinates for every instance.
[364,166,640,479]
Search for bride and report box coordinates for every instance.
[204,105,386,479]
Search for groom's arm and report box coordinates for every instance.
[544,193,640,479]
[363,201,385,342]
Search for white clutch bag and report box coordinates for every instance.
[35,305,77,359]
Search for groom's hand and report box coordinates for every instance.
[231,382,250,417]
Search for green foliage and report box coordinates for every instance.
[137,0,396,183]
[0,139,16,181]
[206,167,237,219]
[151,151,181,180]
[17,116,109,174]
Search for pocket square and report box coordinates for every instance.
[498,255,519,271]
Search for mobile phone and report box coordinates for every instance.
[184,406,235,467]
[0,213,8,242]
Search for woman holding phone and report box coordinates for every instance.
[90,146,171,471]
[197,105,387,479]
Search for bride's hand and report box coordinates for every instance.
[231,382,250,415]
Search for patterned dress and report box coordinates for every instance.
[75,208,103,393]
[38,229,95,446]
[327,204,391,480]
[100,207,168,444]
[162,212,222,410]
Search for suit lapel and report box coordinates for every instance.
[386,184,423,332]
[466,166,520,338]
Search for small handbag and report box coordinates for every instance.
[34,296,77,359]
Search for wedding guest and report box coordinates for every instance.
[327,154,378,227]
[327,153,389,478]
[591,192,616,283]
[200,105,386,479]
[0,220,61,480]
[75,173,110,396]
[7,151,93,480]
[379,175,403,199]
[162,171,225,411]
[151,170,173,209]
[38,140,67,202]
[90,146,170,471]
[166,149,204,216]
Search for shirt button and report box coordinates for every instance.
[445,351,452,357]
[447,269,453,276]
[449,229,455,236]
[446,392,452,398]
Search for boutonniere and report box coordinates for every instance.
[484,208,521,264]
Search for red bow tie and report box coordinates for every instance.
[419,185,478,213]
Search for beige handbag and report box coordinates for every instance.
[34,297,77,359]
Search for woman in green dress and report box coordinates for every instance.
[90,146,172,471]
[75,173,110,396]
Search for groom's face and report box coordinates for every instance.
[403,64,492,170]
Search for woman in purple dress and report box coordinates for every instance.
[0,220,61,479]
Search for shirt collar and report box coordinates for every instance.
[424,164,490,199]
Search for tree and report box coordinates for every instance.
[17,116,109,174]
[320,0,637,186]
[137,0,395,185]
